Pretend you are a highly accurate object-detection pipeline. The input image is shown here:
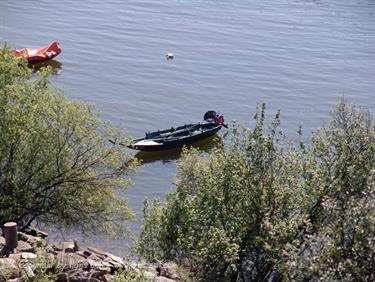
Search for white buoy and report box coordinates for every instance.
[166,53,174,60]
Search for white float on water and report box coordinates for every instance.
[166,53,174,60]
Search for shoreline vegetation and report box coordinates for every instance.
[137,101,374,281]
[0,44,138,235]
[1,44,374,281]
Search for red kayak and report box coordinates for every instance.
[14,41,61,64]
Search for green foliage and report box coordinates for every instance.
[138,103,309,280]
[0,262,18,282]
[32,242,61,282]
[138,101,374,281]
[283,102,375,281]
[0,44,138,234]
[112,267,155,282]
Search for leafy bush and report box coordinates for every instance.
[112,266,154,282]
[283,102,375,281]
[137,101,374,281]
[0,44,138,234]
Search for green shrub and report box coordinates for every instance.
[137,101,374,281]
[283,102,375,281]
[0,44,138,234]
[112,267,154,282]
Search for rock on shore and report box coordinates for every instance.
[0,230,181,282]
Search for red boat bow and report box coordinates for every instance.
[14,41,61,64]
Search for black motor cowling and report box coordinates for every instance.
[204,111,224,125]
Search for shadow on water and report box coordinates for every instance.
[31,59,62,75]
[134,134,224,165]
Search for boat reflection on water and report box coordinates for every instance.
[31,59,62,75]
[134,134,224,165]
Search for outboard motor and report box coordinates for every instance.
[215,113,225,126]
[204,111,225,126]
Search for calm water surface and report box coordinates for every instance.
[1,0,374,255]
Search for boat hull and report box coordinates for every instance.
[14,41,61,64]
[129,124,222,151]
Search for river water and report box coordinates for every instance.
[1,0,374,255]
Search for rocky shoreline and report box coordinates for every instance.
[0,228,181,282]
